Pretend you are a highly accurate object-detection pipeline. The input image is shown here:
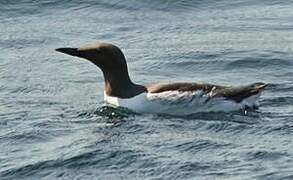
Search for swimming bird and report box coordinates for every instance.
[56,42,267,115]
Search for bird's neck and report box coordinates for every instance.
[103,70,146,98]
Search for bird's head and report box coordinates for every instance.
[56,42,127,72]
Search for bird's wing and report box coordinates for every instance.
[146,82,267,103]
[147,82,223,94]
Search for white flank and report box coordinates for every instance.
[104,91,261,115]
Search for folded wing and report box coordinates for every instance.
[147,82,267,103]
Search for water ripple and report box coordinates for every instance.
[1,0,293,179]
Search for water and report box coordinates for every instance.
[1,0,293,179]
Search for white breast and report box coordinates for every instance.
[104,91,260,115]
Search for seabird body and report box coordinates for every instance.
[56,42,267,115]
[104,90,261,115]
[104,83,265,115]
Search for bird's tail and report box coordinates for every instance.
[251,82,268,93]
[220,82,268,103]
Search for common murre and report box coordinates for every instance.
[56,42,267,115]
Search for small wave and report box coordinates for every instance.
[267,83,293,93]
[262,123,293,135]
[0,38,46,50]
[246,150,287,161]
[0,149,99,178]
[0,148,143,179]
[262,96,293,106]
[0,130,50,145]
[225,57,293,70]
[173,139,232,153]
[261,83,293,106]
[88,0,208,12]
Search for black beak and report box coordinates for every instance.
[56,48,80,57]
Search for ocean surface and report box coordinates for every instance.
[1,0,293,179]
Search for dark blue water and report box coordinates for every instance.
[1,0,293,179]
